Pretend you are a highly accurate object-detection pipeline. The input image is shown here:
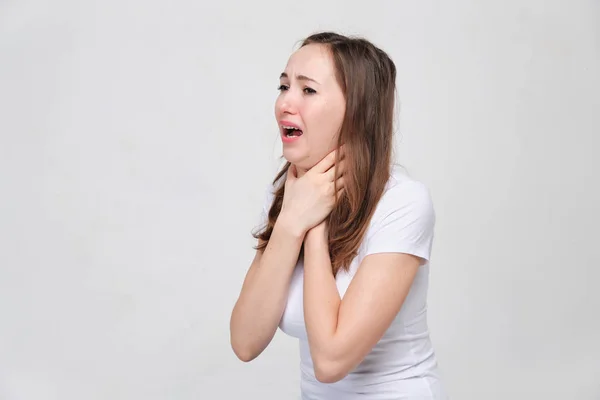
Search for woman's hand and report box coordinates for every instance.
[280,149,345,236]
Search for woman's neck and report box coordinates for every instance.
[293,164,308,179]
[296,167,308,178]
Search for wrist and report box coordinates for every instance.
[276,211,306,239]
[305,221,328,245]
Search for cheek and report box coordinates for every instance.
[312,103,344,142]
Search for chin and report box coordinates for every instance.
[282,149,312,169]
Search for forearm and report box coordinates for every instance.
[230,213,305,360]
[302,225,343,378]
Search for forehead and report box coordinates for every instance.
[284,44,336,81]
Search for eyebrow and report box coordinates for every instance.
[279,72,320,85]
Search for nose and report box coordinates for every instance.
[278,91,298,115]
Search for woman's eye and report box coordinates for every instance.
[277,85,316,94]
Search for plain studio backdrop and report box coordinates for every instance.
[1,0,599,399]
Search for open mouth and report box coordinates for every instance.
[282,125,303,137]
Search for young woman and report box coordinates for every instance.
[230,32,447,400]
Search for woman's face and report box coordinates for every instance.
[274,44,346,174]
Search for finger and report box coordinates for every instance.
[325,160,345,182]
[332,177,344,196]
[336,160,345,178]
[311,149,338,174]
[339,144,346,160]
[336,186,345,201]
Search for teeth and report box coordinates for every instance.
[282,125,299,130]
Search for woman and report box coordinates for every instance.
[230,32,447,399]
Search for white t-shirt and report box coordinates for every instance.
[258,164,447,400]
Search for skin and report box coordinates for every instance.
[275,43,346,177]
[230,43,423,384]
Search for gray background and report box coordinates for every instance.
[1,0,599,399]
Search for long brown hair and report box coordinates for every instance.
[254,32,397,276]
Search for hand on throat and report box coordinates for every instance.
[294,165,309,178]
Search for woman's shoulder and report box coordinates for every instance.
[361,164,436,259]
[379,164,434,211]
[365,164,435,234]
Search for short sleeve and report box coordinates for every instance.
[364,181,436,262]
